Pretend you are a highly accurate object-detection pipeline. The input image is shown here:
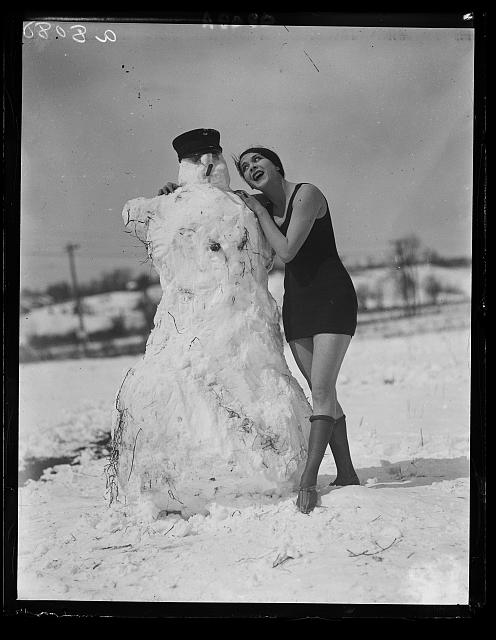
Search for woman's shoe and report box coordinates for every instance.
[329,474,360,487]
[296,485,318,514]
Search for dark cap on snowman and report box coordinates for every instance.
[172,128,222,161]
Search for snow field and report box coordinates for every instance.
[18,321,471,603]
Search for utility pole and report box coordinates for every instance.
[65,243,87,355]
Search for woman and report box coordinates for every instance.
[234,147,360,514]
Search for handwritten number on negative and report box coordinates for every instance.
[70,25,87,43]
[36,22,52,39]
[23,21,116,43]
[95,30,117,43]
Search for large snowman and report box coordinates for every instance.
[107,129,311,517]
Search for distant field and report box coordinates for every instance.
[19,264,471,362]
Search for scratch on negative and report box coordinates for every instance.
[303,50,320,72]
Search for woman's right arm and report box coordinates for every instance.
[238,186,323,264]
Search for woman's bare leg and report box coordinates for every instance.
[311,333,358,485]
[289,338,344,415]
[289,338,313,389]
[298,334,351,490]
[310,333,351,418]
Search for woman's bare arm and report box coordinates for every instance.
[238,184,325,263]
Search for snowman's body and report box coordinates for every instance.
[109,153,310,516]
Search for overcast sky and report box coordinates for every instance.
[20,19,474,290]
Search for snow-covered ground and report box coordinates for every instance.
[18,306,471,604]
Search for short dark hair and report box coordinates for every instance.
[233,147,285,180]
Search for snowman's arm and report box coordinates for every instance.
[122,194,169,244]
[122,196,164,228]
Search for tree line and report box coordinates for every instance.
[22,269,160,305]
[22,235,470,308]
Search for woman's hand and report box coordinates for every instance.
[158,182,179,196]
[235,191,268,218]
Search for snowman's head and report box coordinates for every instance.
[173,128,230,190]
[178,151,231,189]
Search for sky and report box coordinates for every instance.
[20,18,475,291]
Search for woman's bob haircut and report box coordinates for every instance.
[233,147,285,180]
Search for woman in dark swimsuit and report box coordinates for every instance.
[234,147,360,513]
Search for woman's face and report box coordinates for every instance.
[239,152,279,189]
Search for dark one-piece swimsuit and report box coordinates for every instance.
[269,183,358,342]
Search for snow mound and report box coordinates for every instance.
[110,182,311,516]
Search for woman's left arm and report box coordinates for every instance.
[239,185,325,263]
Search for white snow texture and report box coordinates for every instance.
[112,153,311,517]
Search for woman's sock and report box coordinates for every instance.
[299,415,336,488]
[328,415,360,486]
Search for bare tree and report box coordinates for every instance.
[45,280,72,303]
[355,283,371,311]
[98,268,133,293]
[390,235,422,315]
[371,280,385,310]
[134,273,157,332]
[424,274,443,305]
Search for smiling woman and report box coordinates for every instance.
[235,147,285,182]
[234,144,360,513]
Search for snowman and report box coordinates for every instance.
[107,129,311,518]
